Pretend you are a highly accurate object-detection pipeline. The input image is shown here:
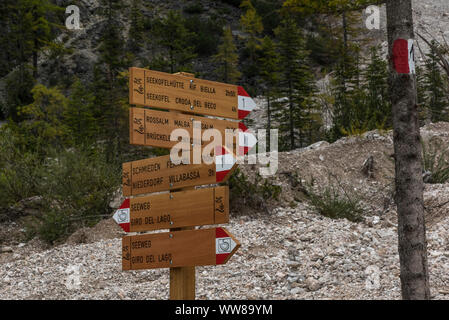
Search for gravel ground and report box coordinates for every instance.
[1,201,448,300]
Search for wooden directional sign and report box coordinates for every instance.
[113,186,229,232]
[122,147,237,197]
[130,107,257,154]
[122,227,240,270]
[129,67,256,120]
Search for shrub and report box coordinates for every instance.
[304,176,364,222]
[25,148,120,244]
[227,168,281,214]
[0,127,43,208]
[185,16,224,56]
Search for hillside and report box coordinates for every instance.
[1,123,449,299]
[1,0,449,301]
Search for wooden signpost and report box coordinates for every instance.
[122,227,240,270]
[120,68,256,300]
[122,146,237,197]
[130,67,256,120]
[129,107,257,153]
[113,186,229,232]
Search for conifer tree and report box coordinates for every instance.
[274,16,317,150]
[128,0,145,53]
[363,45,391,130]
[17,84,68,152]
[95,0,129,162]
[240,0,263,86]
[153,10,196,73]
[213,26,241,84]
[64,78,97,146]
[423,41,448,123]
[415,65,429,125]
[259,36,280,136]
[2,0,64,120]
[18,0,64,78]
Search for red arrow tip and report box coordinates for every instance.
[120,198,130,210]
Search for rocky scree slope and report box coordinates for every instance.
[1,123,449,299]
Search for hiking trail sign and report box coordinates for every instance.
[122,68,257,300]
[130,67,256,120]
[122,146,237,197]
[122,227,240,270]
[113,186,229,232]
[129,107,257,154]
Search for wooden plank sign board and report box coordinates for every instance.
[122,147,237,197]
[113,186,229,232]
[122,227,240,270]
[130,67,256,120]
[129,107,257,154]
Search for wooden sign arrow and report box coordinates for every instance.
[129,107,257,154]
[130,67,256,120]
[122,227,240,270]
[122,147,237,197]
[113,186,229,232]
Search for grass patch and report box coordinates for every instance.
[304,176,364,222]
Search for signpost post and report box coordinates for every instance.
[120,69,256,300]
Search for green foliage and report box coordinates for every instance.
[152,10,197,73]
[304,176,364,222]
[362,46,391,129]
[422,139,449,184]
[240,0,264,88]
[25,148,120,244]
[95,1,130,163]
[227,168,281,213]
[16,0,64,78]
[213,26,241,84]
[3,66,35,121]
[259,36,280,134]
[128,0,146,52]
[0,127,43,207]
[331,45,391,140]
[185,16,224,56]
[64,78,97,146]
[17,84,69,152]
[274,15,318,150]
[251,0,282,37]
[422,41,449,123]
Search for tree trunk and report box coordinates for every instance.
[386,0,430,300]
[288,81,294,150]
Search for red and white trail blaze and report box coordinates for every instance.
[392,38,415,75]
[113,199,130,232]
[215,227,239,265]
[237,86,257,120]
